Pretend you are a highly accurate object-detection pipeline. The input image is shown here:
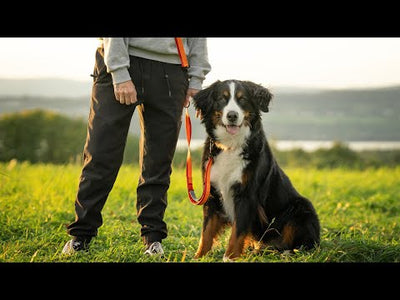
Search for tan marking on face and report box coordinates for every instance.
[212,111,223,126]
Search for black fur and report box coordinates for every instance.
[192,80,320,260]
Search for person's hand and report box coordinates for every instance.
[113,80,138,105]
[185,88,199,108]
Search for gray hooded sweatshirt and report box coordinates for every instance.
[101,38,211,90]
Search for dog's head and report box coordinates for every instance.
[192,80,273,142]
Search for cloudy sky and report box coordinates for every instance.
[1,37,400,89]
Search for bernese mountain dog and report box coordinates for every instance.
[192,79,320,261]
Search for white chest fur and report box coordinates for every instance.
[210,148,248,222]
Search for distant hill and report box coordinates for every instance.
[0,78,325,98]
[264,85,400,141]
[0,78,92,98]
[1,78,400,141]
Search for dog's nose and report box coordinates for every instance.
[227,111,239,123]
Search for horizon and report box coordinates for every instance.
[1,76,400,94]
[1,38,400,90]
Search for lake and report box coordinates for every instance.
[176,139,400,152]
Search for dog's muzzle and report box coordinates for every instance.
[225,110,242,135]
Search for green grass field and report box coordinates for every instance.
[1,161,399,263]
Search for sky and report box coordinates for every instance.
[1,37,400,90]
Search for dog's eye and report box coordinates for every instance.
[237,96,247,103]
[217,96,228,103]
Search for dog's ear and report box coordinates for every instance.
[192,80,221,119]
[242,81,273,113]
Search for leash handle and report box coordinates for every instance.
[185,107,212,205]
[177,38,211,205]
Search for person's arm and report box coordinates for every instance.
[185,38,212,106]
[186,38,211,90]
[103,38,137,105]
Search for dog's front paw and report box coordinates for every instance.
[194,249,208,259]
[223,254,233,262]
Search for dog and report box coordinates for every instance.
[192,79,320,261]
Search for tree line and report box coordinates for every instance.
[0,109,139,164]
[1,109,399,169]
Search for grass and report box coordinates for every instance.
[1,161,400,263]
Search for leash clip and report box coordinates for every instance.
[209,139,214,159]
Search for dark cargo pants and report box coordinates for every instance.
[66,47,188,245]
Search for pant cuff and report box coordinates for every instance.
[142,232,165,246]
[72,235,93,244]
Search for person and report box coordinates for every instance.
[62,38,211,256]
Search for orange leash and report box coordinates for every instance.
[185,107,213,205]
[174,37,189,68]
[175,37,212,205]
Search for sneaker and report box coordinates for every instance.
[62,238,90,255]
[144,241,164,257]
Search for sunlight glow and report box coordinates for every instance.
[0,37,400,89]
